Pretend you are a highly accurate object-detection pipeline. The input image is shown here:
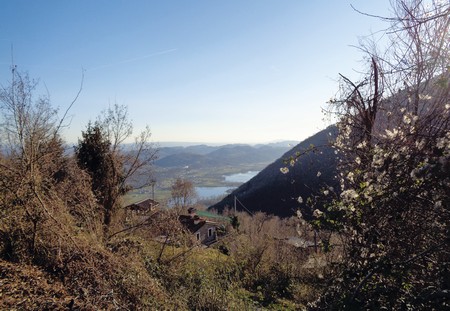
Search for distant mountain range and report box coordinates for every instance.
[155,142,298,169]
[208,127,338,218]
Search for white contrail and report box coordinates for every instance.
[87,48,177,71]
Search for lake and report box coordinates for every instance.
[224,171,259,183]
[196,186,233,199]
[196,171,259,199]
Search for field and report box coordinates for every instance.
[124,163,266,206]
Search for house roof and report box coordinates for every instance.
[126,198,159,212]
[179,215,216,233]
[196,210,230,222]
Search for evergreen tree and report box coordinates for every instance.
[76,122,126,233]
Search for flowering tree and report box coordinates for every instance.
[309,1,450,309]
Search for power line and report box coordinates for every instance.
[234,196,253,216]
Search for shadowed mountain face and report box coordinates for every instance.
[209,126,338,218]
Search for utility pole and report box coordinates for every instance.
[151,180,155,201]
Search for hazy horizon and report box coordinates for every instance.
[154,139,300,148]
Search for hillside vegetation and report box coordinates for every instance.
[0,1,449,310]
[0,69,325,310]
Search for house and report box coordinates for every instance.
[179,208,218,246]
[125,198,159,223]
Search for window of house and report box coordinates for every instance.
[208,228,213,237]
[196,232,200,241]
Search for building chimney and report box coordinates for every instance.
[188,207,197,217]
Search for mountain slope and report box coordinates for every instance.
[155,143,292,169]
[209,127,338,218]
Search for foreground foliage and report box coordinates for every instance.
[307,1,450,309]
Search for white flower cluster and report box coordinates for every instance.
[415,139,426,150]
[356,141,368,149]
[340,189,359,201]
[280,167,289,174]
[384,128,404,140]
[347,171,355,183]
[436,132,450,150]
[313,209,324,218]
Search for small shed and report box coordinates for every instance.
[125,198,159,221]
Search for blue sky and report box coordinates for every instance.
[0,1,392,144]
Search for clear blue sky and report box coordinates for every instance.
[0,1,392,144]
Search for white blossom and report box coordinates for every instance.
[280,167,289,174]
[403,114,411,124]
[419,94,432,100]
[385,128,398,139]
[297,196,303,204]
[372,154,384,167]
[363,192,373,203]
[436,135,449,150]
[347,172,355,182]
[415,139,425,150]
[341,189,359,201]
[317,171,322,177]
[313,209,324,218]
[356,141,367,149]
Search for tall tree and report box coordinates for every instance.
[76,123,123,231]
[170,178,197,210]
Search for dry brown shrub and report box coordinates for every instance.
[0,258,75,310]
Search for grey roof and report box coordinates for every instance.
[126,198,159,212]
